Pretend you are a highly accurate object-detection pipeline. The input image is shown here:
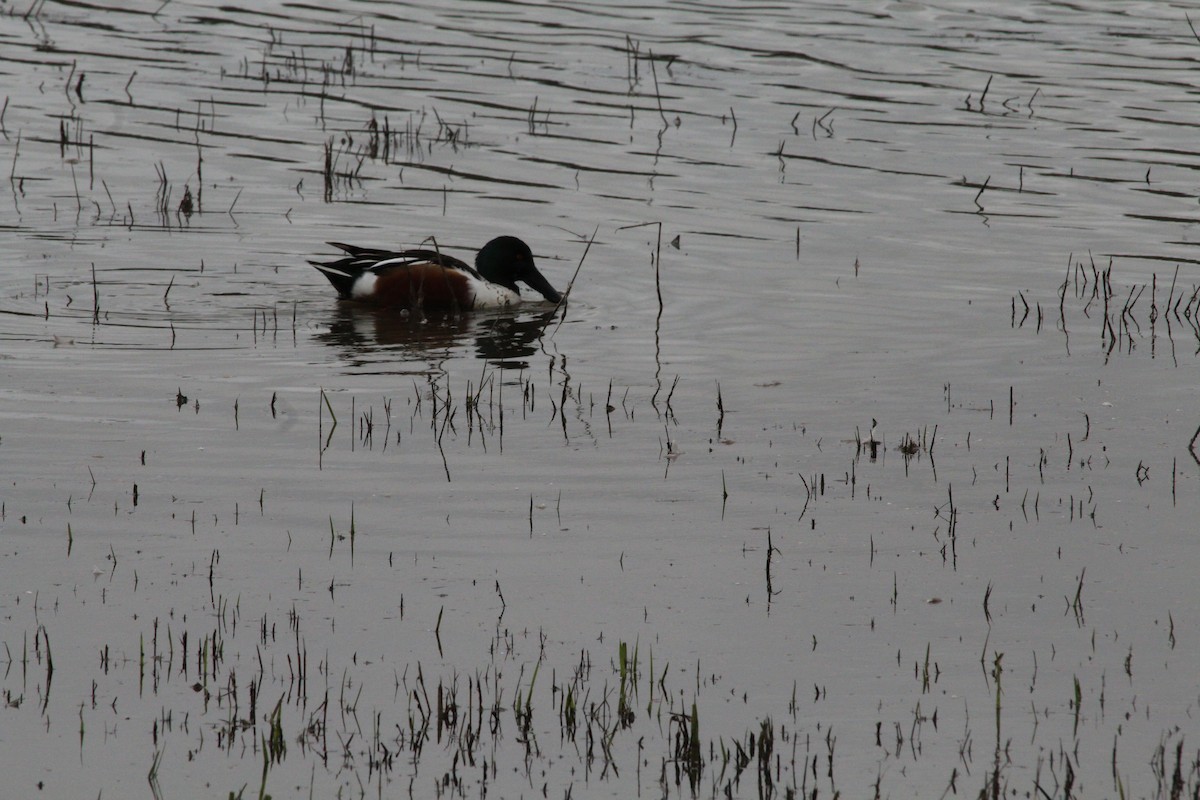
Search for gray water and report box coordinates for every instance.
[2,2,1198,797]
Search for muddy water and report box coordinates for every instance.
[2,2,1198,797]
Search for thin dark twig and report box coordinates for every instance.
[648,49,669,129]
[979,74,993,107]
[91,261,99,324]
[974,176,991,211]
[549,225,599,336]
[616,221,663,313]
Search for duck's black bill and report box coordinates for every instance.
[523,268,562,303]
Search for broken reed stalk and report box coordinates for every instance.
[9,130,20,183]
[69,164,82,213]
[616,221,664,317]
[973,176,990,211]
[322,137,333,201]
[625,35,640,86]
[91,261,99,323]
[195,137,203,213]
[549,225,599,335]
[648,49,669,129]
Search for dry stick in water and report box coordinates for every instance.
[648,50,669,129]
[978,74,993,109]
[812,108,834,139]
[91,262,99,324]
[617,220,664,314]
[625,35,640,86]
[65,60,76,104]
[8,130,19,184]
[549,225,599,336]
[616,221,666,408]
[70,164,82,213]
[973,176,990,211]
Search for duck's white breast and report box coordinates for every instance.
[468,279,521,309]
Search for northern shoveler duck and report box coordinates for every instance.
[309,235,561,312]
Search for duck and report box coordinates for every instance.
[309,235,562,312]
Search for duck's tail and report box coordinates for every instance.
[310,242,383,297]
[308,258,358,298]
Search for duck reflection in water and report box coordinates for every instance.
[316,305,560,370]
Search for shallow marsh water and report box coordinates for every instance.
[2,1,1199,798]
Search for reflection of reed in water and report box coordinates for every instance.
[315,305,558,370]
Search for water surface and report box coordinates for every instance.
[2,2,1198,797]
